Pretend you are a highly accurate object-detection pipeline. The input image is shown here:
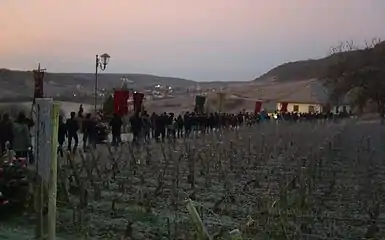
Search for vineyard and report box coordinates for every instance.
[3,119,385,239]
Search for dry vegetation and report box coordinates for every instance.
[17,118,380,239]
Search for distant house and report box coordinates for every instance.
[275,79,350,113]
[216,79,350,114]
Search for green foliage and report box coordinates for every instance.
[103,94,114,116]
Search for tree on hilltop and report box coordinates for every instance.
[325,38,385,121]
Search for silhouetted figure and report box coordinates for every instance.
[141,111,151,142]
[12,112,31,161]
[167,113,176,140]
[0,113,13,154]
[176,115,184,138]
[82,113,97,150]
[58,115,67,157]
[110,113,123,146]
[78,104,84,118]
[155,113,167,142]
[66,112,79,153]
[150,112,157,138]
[183,112,192,138]
[130,111,142,144]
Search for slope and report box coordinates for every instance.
[254,41,385,82]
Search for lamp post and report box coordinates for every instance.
[94,53,110,113]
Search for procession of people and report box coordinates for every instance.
[0,102,352,160]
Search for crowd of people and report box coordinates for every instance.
[0,112,34,161]
[0,104,351,160]
[59,106,351,153]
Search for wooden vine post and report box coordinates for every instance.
[33,98,60,240]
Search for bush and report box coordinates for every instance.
[103,95,114,116]
[0,157,31,218]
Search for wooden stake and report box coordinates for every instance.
[33,98,54,239]
[48,103,59,240]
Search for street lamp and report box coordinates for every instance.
[94,53,110,112]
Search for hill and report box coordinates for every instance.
[0,69,197,100]
[254,41,385,82]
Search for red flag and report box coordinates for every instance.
[114,90,130,116]
[254,101,262,114]
[119,90,129,116]
[114,90,123,114]
[133,92,144,113]
[280,102,288,112]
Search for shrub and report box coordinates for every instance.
[0,157,31,218]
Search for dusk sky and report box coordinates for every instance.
[1,0,385,81]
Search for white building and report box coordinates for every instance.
[275,80,350,113]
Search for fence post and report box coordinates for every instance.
[33,98,59,240]
[48,102,59,240]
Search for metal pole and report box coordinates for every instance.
[94,55,99,113]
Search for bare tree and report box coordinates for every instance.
[325,38,385,121]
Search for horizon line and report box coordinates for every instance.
[0,67,254,82]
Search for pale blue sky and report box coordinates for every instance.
[1,0,384,81]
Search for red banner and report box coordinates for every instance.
[280,102,288,112]
[133,92,144,113]
[254,101,262,114]
[33,69,45,99]
[114,90,129,116]
[113,90,122,115]
[323,104,331,113]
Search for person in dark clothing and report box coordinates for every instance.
[166,113,176,139]
[141,112,151,143]
[88,116,98,149]
[176,115,184,138]
[78,104,84,118]
[82,113,97,150]
[110,113,123,146]
[58,115,67,157]
[82,113,91,150]
[155,113,167,142]
[66,112,79,153]
[150,112,157,139]
[183,112,192,138]
[0,113,14,154]
[130,112,142,144]
[12,112,31,160]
